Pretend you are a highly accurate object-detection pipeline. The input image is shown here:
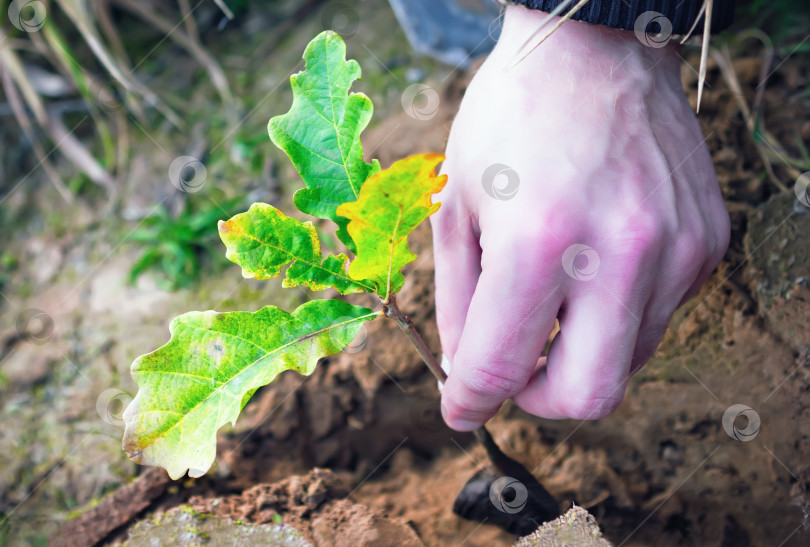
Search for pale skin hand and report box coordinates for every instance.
[433,5,730,431]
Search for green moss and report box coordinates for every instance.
[65,497,101,521]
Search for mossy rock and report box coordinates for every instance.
[124,505,310,547]
[744,192,810,353]
[514,505,612,547]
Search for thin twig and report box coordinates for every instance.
[680,1,708,44]
[383,294,447,383]
[696,0,713,113]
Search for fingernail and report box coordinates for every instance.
[448,419,481,432]
[441,402,480,431]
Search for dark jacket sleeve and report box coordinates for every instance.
[509,0,734,34]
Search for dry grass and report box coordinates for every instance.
[0,0,234,203]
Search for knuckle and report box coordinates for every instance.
[550,368,628,419]
[613,213,664,259]
[458,363,528,400]
[535,207,582,243]
[672,234,710,271]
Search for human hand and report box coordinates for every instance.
[433,6,730,430]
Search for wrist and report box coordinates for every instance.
[490,5,681,80]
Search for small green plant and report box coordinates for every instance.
[126,197,244,290]
[121,37,557,532]
[121,31,447,478]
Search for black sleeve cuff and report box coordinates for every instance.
[509,0,735,35]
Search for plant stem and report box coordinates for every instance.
[382,294,527,478]
[383,294,448,383]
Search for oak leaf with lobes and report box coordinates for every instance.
[218,202,373,294]
[122,300,377,479]
[337,153,447,300]
[268,30,380,253]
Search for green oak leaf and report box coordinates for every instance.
[218,202,373,295]
[122,300,379,479]
[268,30,380,253]
[336,153,447,300]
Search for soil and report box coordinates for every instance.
[2,2,810,546]
[188,468,422,546]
